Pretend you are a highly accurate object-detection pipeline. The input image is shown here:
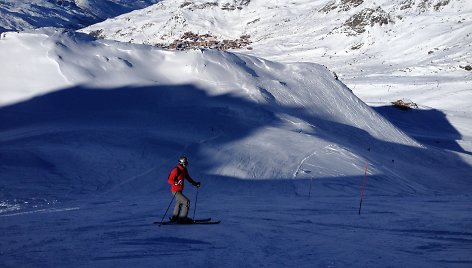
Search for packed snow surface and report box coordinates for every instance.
[1,1,472,267]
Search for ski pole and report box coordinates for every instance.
[358,162,368,215]
[159,192,177,227]
[193,186,199,220]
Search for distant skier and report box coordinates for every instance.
[167,156,201,223]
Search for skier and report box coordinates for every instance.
[167,156,201,223]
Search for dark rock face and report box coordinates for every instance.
[341,7,393,34]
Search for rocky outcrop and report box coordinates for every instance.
[401,0,451,13]
[337,7,393,34]
[392,99,418,110]
[460,65,472,72]
[320,0,365,13]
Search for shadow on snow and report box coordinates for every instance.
[0,83,471,201]
[373,105,471,156]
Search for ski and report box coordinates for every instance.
[159,220,221,225]
[194,218,212,222]
[153,218,217,225]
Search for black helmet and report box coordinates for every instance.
[178,156,188,166]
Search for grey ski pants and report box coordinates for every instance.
[172,191,190,218]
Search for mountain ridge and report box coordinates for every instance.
[0,0,160,33]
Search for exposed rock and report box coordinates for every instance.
[180,2,218,10]
[434,0,450,11]
[397,0,451,13]
[247,18,260,25]
[392,99,418,110]
[340,7,393,34]
[399,0,414,10]
[320,0,364,13]
[88,29,105,39]
[221,0,251,11]
[418,0,432,13]
[351,43,363,50]
[460,65,472,71]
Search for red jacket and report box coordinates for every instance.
[167,165,197,192]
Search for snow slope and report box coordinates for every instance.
[0,0,160,32]
[3,28,470,195]
[1,28,472,267]
[80,0,472,153]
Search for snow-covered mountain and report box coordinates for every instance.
[1,28,471,267]
[0,0,160,32]
[79,0,471,75]
[81,0,472,152]
[80,0,470,48]
[1,1,472,267]
[0,28,436,196]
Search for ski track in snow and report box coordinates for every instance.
[293,150,318,178]
[0,207,80,217]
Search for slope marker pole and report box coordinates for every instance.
[358,162,368,215]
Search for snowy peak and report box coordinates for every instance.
[79,0,472,63]
[320,0,470,34]
[73,0,160,19]
[320,0,457,14]
[0,0,95,32]
[0,0,160,32]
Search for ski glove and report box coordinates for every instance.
[194,182,201,188]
